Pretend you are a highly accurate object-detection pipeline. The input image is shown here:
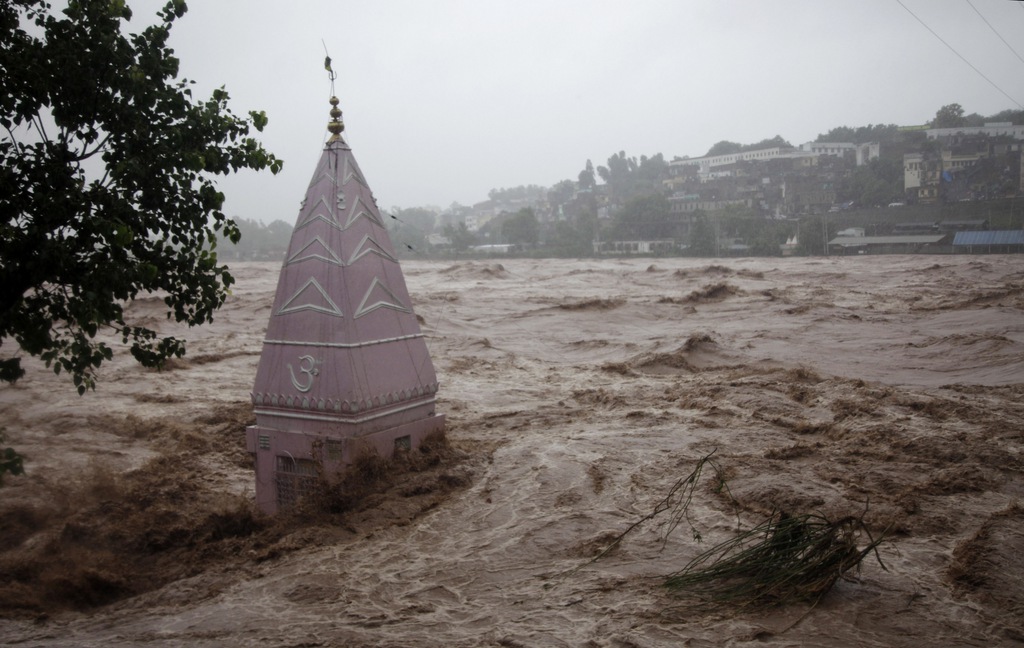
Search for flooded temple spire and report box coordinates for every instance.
[245,89,445,514]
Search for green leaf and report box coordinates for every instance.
[250,110,268,132]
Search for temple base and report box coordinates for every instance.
[245,414,446,515]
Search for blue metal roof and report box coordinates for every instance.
[952,230,1024,246]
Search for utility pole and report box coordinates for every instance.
[822,213,828,256]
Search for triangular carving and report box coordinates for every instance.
[344,196,384,229]
[307,154,338,189]
[347,234,397,265]
[354,277,410,318]
[278,277,343,316]
[287,236,345,266]
[295,195,343,231]
[342,156,367,187]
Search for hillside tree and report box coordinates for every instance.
[741,135,791,151]
[0,0,282,393]
[687,212,717,256]
[612,193,673,239]
[577,160,596,190]
[442,221,476,253]
[705,140,742,157]
[501,208,539,246]
[545,211,597,257]
[932,103,967,128]
[546,179,576,210]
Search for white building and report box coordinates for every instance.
[668,147,818,182]
[927,122,1024,140]
[800,141,879,166]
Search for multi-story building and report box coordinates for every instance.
[782,175,837,214]
[668,147,819,183]
[904,132,1023,203]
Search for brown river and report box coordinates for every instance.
[2,255,1023,646]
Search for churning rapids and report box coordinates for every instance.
[2,255,1023,647]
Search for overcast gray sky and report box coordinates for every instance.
[129,0,1024,223]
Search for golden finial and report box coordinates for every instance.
[327,95,344,141]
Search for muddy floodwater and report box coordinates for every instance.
[2,255,1023,647]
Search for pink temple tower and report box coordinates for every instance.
[246,94,445,514]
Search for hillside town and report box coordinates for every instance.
[224,105,1024,259]
[392,105,1023,258]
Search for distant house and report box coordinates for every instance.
[827,234,949,255]
[471,243,515,254]
[594,240,676,255]
[464,211,495,233]
[799,141,879,166]
[668,194,750,214]
[835,227,865,237]
[782,175,836,214]
[904,130,1024,203]
[426,233,451,247]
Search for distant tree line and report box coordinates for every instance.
[704,135,792,157]
[487,185,547,203]
[217,218,292,261]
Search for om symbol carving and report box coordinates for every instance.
[288,355,320,393]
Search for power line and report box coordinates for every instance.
[895,0,1023,109]
[966,0,1024,68]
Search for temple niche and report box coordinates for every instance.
[245,95,444,514]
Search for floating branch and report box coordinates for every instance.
[551,449,730,582]
[552,451,886,613]
[596,449,729,562]
[664,511,887,608]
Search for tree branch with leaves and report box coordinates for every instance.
[0,0,282,393]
